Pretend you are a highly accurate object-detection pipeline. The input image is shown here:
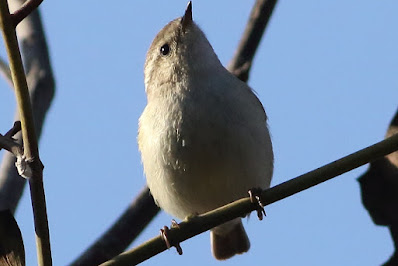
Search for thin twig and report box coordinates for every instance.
[227,0,278,82]
[0,121,22,153]
[0,121,23,154]
[0,0,51,265]
[4,121,21,138]
[0,133,22,156]
[101,134,398,265]
[70,187,159,266]
[10,0,43,27]
[71,1,279,264]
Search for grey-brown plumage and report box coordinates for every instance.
[210,219,250,260]
[138,2,273,260]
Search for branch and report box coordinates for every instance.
[0,121,23,156]
[70,187,160,266]
[227,0,278,82]
[10,0,43,27]
[0,0,51,265]
[4,121,21,138]
[0,134,22,157]
[0,0,55,213]
[100,134,398,265]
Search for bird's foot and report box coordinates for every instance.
[248,188,266,220]
[160,219,183,255]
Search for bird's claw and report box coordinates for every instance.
[160,220,183,255]
[248,188,266,220]
[171,219,180,229]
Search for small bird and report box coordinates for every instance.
[138,2,273,260]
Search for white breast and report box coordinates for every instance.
[138,73,273,220]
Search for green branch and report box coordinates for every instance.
[0,0,51,265]
[101,133,398,265]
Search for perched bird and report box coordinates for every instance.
[138,2,273,260]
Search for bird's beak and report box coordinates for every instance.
[181,1,192,31]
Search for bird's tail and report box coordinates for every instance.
[210,218,250,260]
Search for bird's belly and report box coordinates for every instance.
[144,120,271,220]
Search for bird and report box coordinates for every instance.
[138,2,273,260]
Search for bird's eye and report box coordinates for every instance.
[160,44,170,56]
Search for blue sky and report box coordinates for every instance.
[0,1,397,265]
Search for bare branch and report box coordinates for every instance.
[0,0,51,264]
[0,107,23,157]
[0,0,55,213]
[101,134,398,265]
[0,133,22,157]
[4,121,21,138]
[10,0,43,27]
[0,121,22,161]
[228,0,278,82]
[71,187,159,266]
